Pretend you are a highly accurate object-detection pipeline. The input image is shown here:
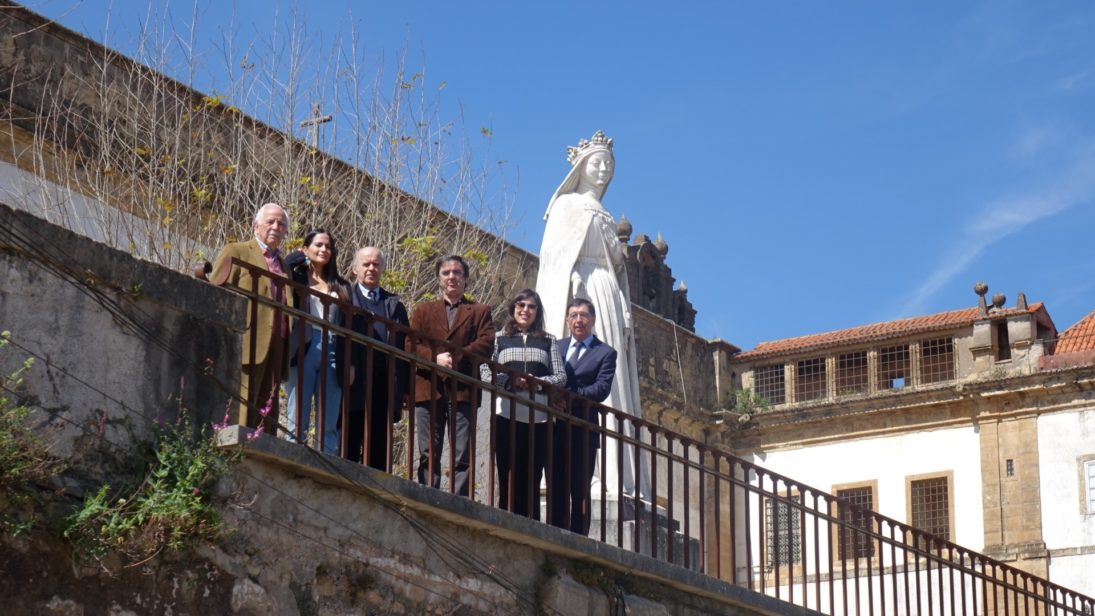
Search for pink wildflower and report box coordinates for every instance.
[246,385,277,442]
[211,402,231,432]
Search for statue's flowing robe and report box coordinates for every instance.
[536,192,651,501]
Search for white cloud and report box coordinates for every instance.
[1010,126,1058,158]
[897,148,1095,315]
[1055,67,1094,92]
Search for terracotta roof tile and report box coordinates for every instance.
[1055,309,1095,354]
[734,303,1044,361]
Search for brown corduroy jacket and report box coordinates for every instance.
[406,298,495,405]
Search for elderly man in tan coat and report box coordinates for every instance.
[211,202,291,434]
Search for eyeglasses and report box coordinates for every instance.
[566,311,592,321]
[515,301,538,310]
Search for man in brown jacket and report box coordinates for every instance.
[408,255,495,496]
[211,202,290,434]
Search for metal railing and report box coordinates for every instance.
[217,259,1095,615]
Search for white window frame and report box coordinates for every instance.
[1082,456,1095,515]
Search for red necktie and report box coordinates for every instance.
[263,248,287,336]
[263,248,284,298]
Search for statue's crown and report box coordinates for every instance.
[567,130,613,165]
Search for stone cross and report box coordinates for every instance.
[299,103,333,148]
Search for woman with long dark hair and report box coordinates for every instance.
[483,289,565,519]
[283,228,350,454]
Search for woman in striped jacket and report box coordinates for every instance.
[483,289,566,519]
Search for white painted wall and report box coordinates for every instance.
[0,161,213,267]
[1049,553,1095,603]
[747,425,985,550]
[760,567,985,616]
[1037,407,1095,598]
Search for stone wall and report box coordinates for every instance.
[0,200,242,448]
[0,2,539,305]
[634,309,737,438]
[2,437,790,616]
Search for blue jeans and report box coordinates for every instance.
[286,332,341,454]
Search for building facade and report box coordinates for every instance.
[725,288,1095,597]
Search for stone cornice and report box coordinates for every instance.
[723,365,1095,454]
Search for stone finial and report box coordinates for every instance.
[677,280,688,293]
[975,281,989,316]
[654,232,668,257]
[633,233,650,246]
[635,239,658,265]
[617,215,632,243]
[992,293,1006,310]
[1016,291,1028,311]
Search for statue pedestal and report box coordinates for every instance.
[587,495,700,571]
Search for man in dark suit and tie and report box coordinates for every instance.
[550,297,616,535]
[210,202,291,434]
[347,246,409,470]
[407,255,495,497]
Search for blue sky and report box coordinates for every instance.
[27,1,1095,349]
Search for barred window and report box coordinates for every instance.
[836,486,875,560]
[878,345,910,390]
[920,337,955,384]
[765,496,802,569]
[836,351,869,396]
[909,476,951,541]
[795,357,827,402]
[754,364,785,405]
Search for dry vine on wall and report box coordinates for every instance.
[5,5,518,308]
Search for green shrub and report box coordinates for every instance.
[0,331,64,537]
[63,411,234,566]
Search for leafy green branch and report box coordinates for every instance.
[63,410,235,567]
[716,387,770,428]
[0,331,65,538]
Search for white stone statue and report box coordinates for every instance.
[536,130,651,502]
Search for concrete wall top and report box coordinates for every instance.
[0,200,244,443]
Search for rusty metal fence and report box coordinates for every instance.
[220,259,1095,615]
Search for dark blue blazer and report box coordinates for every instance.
[557,335,616,447]
[348,284,410,421]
